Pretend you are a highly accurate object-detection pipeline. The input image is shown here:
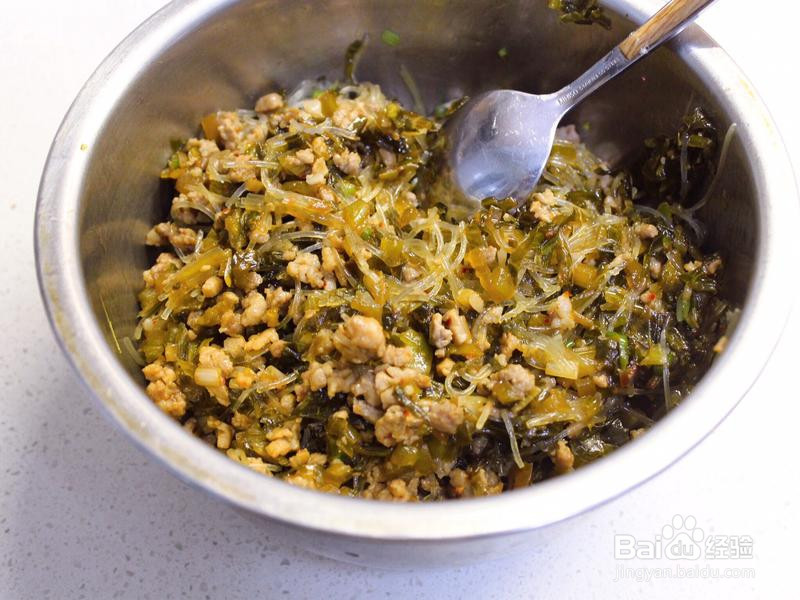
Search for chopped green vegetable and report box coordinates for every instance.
[344,36,366,83]
[640,106,718,204]
[381,29,400,46]
[548,0,612,29]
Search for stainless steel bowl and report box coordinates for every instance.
[36,0,796,567]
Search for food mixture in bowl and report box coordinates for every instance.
[136,73,733,500]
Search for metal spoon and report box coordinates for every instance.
[445,0,715,207]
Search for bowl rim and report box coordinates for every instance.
[35,0,797,541]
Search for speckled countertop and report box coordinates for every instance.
[2,1,798,598]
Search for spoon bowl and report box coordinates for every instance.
[446,90,559,203]
[444,0,716,207]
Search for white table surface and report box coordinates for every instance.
[2,1,797,598]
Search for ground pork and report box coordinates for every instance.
[301,362,362,402]
[266,287,293,308]
[305,157,329,186]
[255,92,283,113]
[320,246,345,287]
[305,361,334,392]
[311,136,330,159]
[383,345,413,367]
[295,148,315,165]
[333,150,361,175]
[266,105,313,130]
[386,478,417,501]
[246,287,294,327]
[634,222,659,239]
[436,357,455,378]
[142,360,187,417]
[243,328,280,356]
[145,222,198,251]
[349,371,379,406]
[142,252,181,289]
[226,154,258,183]
[188,291,239,330]
[194,345,234,405]
[206,416,234,449]
[375,366,432,408]
[551,439,575,474]
[490,364,537,403]
[199,345,234,374]
[217,111,244,150]
[548,292,576,330]
[169,191,212,225]
[201,275,223,298]
[331,102,365,129]
[449,467,503,498]
[240,290,268,327]
[287,252,326,289]
[229,366,256,390]
[648,257,663,279]
[428,401,465,434]
[499,331,520,358]
[183,137,219,170]
[321,246,338,273]
[333,315,386,364]
[216,111,269,152]
[236,270,263,293]
[442,308,471,345]
[530,188,558,223]
[306,328,335,361]
[374,405,424,447]
[264,419,300,459]
[429,313,453,349]
[219,309,243,336]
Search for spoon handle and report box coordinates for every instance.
[553,0,715,113]
[619,0,716,59]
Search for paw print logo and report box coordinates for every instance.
[662,514,704,560]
